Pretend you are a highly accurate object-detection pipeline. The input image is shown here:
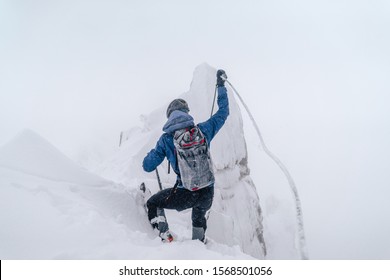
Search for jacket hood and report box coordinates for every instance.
[163,110,195,134]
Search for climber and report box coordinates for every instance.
[142,69,229,242]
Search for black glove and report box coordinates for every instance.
[216,69,227,87]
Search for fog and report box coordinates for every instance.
[1,0,389,259]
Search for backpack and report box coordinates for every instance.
[173,126,214,191]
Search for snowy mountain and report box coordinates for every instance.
[0,64,301,259]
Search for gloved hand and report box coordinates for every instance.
[216,69,227,87]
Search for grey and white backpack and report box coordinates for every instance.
[173,126,214,191]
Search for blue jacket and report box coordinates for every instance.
[142,86,229,182]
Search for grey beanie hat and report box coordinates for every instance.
[166,98,190,118]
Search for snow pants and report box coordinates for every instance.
[146,186,214,240]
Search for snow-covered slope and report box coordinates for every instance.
[98,64,270,259]
[0,129,104,186]
[0,130,253,259]
[0,64,301,260]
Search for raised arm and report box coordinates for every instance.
[198,70,229,143]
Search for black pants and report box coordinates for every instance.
[146,186,214,231]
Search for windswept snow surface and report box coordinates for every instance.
[0,129,253,259]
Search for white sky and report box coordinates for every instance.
[1,0,390,259]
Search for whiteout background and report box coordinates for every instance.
[1,0,390,259]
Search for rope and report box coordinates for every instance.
[226,80,308,260]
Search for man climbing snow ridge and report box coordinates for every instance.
[142,69,229,243]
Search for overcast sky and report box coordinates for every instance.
[1,0,390,259]
[1,0,388,151]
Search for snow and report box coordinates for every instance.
[0,130,253,259]
[0,129,104,186]
[0,64,301,260]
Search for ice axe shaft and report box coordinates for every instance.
[210,86,218,117]
[155,168,163,190]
